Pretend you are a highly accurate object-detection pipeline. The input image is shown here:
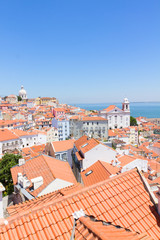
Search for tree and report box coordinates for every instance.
[130,116,138,126]
[17,95,22,101]
[0,153,22,196]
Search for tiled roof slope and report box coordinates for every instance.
[11,154,77,197]
[75,216,153,240]
[80,138,100,154]
[102,105,122,113]
[74,135,88,151]
[7,183,83,217]
[1,169,160,239]
[81,160,119,187]
[0,129,19,142]
[52,139,75,152]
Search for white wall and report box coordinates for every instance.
[121,159,148,173]
[150,146,160,155]
[37,133,47,145]
[20,135,38,148]
[38,178,73,196]
[82,144,117,170]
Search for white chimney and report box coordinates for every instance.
[18,173,30,189]
[18,158,25,166]
[0,183,5,218]
[17,172,23,184]
[31,176,43,190]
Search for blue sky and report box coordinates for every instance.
[0,0,160,103]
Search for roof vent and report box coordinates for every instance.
[73,209,85,220]
[18,158,25,166]
[31,176,43,190]
[18,174,31,189]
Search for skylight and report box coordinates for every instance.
[82,143,88,148]
[85,170,93,176]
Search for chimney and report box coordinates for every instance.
[31,176,43,190]
[0,183,5,218]
[18,158,25,166]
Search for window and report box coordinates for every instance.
[87,122,89,125]
[85,170,93,176]
[82,143,88,148]
[97,122,99,125]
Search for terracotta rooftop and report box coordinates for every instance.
[52,139,75,152]
[1,169,160,239]
[0,129,19,142]
[118,155,137,167]
[81,160,119,187]
[22,144,45,159]
[80,138,100,154]
[75,215,153,240]
[102,105,122,113]
[7,183,83,217]
[80,116,107,121]
[11,154,77,197]
[74,135,88,151]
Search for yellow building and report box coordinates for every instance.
[35,97,57,105]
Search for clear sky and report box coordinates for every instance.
[0,0,160,103]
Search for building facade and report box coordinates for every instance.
[70,116,108,140]
[99,98,130,129]
[52,118,70,141]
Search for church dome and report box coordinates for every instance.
[19,85,27,99]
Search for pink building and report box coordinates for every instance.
[52,108,65,118]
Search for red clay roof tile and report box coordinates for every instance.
[1,169,160,240]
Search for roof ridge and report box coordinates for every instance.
[41,155,56,179]
[98,160,114,175]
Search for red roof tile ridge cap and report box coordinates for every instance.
[41,154,58,179]
[11,154,45,170]
[5,169,139,224]
[78,216,145,240]
[137,168,158,206]
[98,160,113,175]
[78,216,110,239]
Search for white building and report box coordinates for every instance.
[19,85,27,100]
[99,98,130,129]
[73,136,117,171]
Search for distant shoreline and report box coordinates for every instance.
[68,101,160,105]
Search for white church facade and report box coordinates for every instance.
[99,98,130,129]
[19,85,27,100]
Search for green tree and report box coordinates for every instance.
[130,116,138,126]
[17,95,22,101]
[0,153,22,196]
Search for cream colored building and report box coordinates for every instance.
[129,127,138,146]
[46,127,59,143]
[6,95,18,104]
